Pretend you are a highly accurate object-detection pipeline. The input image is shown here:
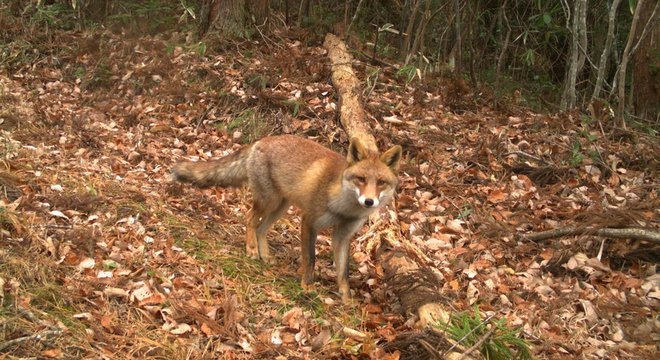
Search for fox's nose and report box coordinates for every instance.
[364,198,375,207]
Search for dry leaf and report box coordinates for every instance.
[169,323,192,335]
[103,287,129,299]
[310,329,331,351]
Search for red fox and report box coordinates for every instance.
[172,135,402,302]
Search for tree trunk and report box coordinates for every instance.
[252,0,270,25]
[591,0,622,101]
[631,0,660,122]
[561,0,587,111]
[616,0,646,128]
[200,0,270,37]
[200,0,246,37]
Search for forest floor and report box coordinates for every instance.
[0,24,658,359]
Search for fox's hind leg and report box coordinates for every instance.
[244,149,289,263]
[256,200,289,262]
[246,198,288,263]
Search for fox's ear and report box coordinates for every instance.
[380,145,402,171]
[347,137,369,164]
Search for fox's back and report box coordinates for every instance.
[247,136,346,213]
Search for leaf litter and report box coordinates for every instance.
[0,27,658,359]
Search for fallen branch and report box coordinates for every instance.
[0,329,63,351]
[519,226,660,245]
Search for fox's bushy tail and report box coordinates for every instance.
[172,146,251,188]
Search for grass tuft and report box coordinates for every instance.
[437,307,533,360]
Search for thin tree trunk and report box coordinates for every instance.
[616,0,646,128]
[406,2,446,66]
[297,0,305,27]
[346,0,364,35]
[401,0,422,61]
[452,0,462,73]
[576,0,588,70]
[561,0,587,111]
[467,8,477,85]
[406,0,430,64]
[495,0,510,96]
[591,0,622,101]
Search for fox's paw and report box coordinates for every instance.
[258,254,275,265]
[340,294,357,306]
[301,281,317,293]
[246,246,259,259]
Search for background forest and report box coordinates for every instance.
[0,1,658,359]
[2,0,658,125]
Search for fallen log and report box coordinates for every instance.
[323,33,473,360]
[323,33,378,152]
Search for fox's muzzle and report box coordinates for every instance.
[357,194,379,208]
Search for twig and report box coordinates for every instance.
[519,226,660,245]
[442,313,496,356]
[522,330,577,354]
[596,238,606,261]
[18,306,63,331]
[459,324,498,360]
[0,329,63,351]
[503,151,550,166]
[195,103,218,130]
[253,18,283,51]
[418,338,443,359]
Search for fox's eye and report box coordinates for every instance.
[356,176,366,183]
[377,179,386,186]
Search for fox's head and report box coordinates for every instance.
[343,137,402,209]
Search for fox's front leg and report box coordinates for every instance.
[300,216,318,290]
[332,220,365,303]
